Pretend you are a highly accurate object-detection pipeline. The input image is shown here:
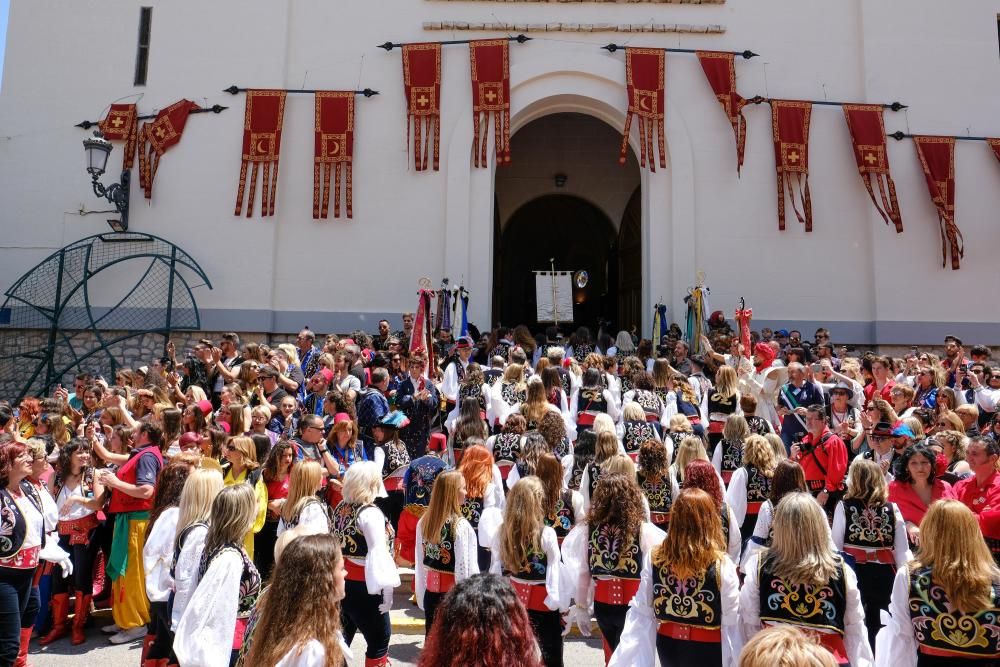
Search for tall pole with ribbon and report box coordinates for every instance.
[735,297,752,368]
[685,271,710,354]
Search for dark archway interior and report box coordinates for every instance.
[496,194,616,330]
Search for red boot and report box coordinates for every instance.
[71,594,91,645]
[13,627,32,667]
[364,657,391,667]
[139,633,155,664]
[39,593,70,645]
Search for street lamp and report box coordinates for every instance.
[82,131,130,233]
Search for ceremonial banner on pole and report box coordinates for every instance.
[98,104,138,171]
[314,92,355,219]
[235,90,286,217]
[988,138,1000,165]
[652,304,667,343]
[621,48,666,172]
[137,99,200,200]
[842,104,903,233]
[913,136,963,270]
[696,51,748,174]
[469,40,510,168]
[735,306,752,358]
[411,288,436,376]
[771,100,814,231]
[456,288,469,338]
[402,43,442,172]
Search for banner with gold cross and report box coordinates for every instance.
[402,43,442,171]
[621,48,666,172]
[234,89,287,217]
[469,39,511,168]
[843,104,903,233]
[137,99,200,200]
[314,91,355,219]
[98,104,138,171]
[770,100,813,231]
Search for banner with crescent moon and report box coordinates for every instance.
[621,48,666,172]
[314,91,355,219]
[913,136,963,270]
[402,43,442,171]
[469,39,511,168]
[842,104,903,233]
[988,138,1000,166]
[771,100,814,231]
[98,103,138,171]
[137,99,200,200]
[696,51,748,175]
[235,89,287,217]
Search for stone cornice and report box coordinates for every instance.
[422,21,725,33]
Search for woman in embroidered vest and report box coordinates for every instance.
[371,411,411,532]
[726,434,777,547]
[446,364,493,437]
[538,411,572,462]
[238,533,348,667]
[141,460,193,666]
[415,470,479,633]
[571,368,621,435]
[683,460,743,564]
[488,414,527,489]
[221,435,267,559]
[623,403,665,462]
[330,462,399,667]
[669,436,713,489]
[741,459,807,571]
[448,398,490,466]
[492,477,566,667]
[888,444,955,549]
[623,372,671,431]
[519,377,566,433]
[254,440,295,579]
[169,469,223,637]
[562,472,666,664]
[40,437,105,646]
[458,445,505,572]
[707,366,741,450]
[174,483,262,667]
[506,432,549,489]
[638,439,678,531]
[565,429,597,493]
[739,492,874,667]
[832,458,912,654]
[875,499,1000,666]
[536,453,583,547]
[740,395,775,437]
[277,461,328,536]
[581,431,625,513]
[712,414,750,487]
[650,359,675,409]
[610,487,741,667]
[419,573,544,667]
[492,363,528,432]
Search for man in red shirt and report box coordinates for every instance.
[790,404,848,519]
[954,436,1000,515]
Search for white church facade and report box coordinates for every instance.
[0,0,998,345]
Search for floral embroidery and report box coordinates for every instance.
[493,433,522,462]
[545,492,575,538]
[623,421,655,454]
[653,563,720,627]
[588,523,640,577]
[424,522,455,570]
[461,496,484,530]
[908,566,1000,656]
[844,501,894,547]
[720,439,743,475]
[639,473,672,514]
[759,557,846,634]
[746,465,770,505]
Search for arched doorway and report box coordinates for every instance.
[493,112,640,332]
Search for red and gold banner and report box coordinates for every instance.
[402,43,442,171]
[469,39,511,168]
[989,138,1000,165]
[621,48,666,172]
[314,92,355,219]
[771,100,813,231]
[696,51,748,174]
[235,90,286,217]
[137,99,199,200]
[98,104,138,171]
[913,136,963,270]
[842,105,902,233]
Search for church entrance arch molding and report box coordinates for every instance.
[442,51,696,335]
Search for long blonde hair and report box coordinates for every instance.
[714,366,738,399]
[174,469,224,553]
[594,431,619,465]
[674,436,709,483]
[743,435,777,476]
[280,461,323,524]
[767,492,839,587]
[914,500,1000,612]
[421,471,465,544]
[204,484,257,556]
[520,380,549,425]
[844,458,888,506]
[499,477,546,574]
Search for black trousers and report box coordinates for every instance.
[341,579,391,659]
[656,634,722,667]
[0,568,38,666]
[253,520,279,581]
[855,562,894,655]
[423,590,445,637]
[147,600,173,660]
[50,532,98,595]
[593,601,629,656]
[528,608,564,667]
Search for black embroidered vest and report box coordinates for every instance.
[588,523,642,579]
[199,542,261,618]
[332,501,394,559]
[719,440,744,479]
[503,541,548,582]
[380,441,411,478]
[492,432,522,463]
[638,472,673,515]
[623,420,656,455]
[460,496,484,531]
[653,559,723,629]
[842,500,895,550]
[758,555,847,635]
[744,464,770,509]
[587,462,606,500]
[634,390,662,420]
[459,383,487,413]
[707,392,738,420]
[423,520,458,573]
[546,490,576,540]
[907,565,1000,659]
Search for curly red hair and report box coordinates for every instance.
[682,459,723,510]
[419,574,543,667]
[459,445,495,499]
[0,442,27,486]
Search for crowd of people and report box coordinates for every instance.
[0,318,999,667]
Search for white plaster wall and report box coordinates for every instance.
[0,0,997,339]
